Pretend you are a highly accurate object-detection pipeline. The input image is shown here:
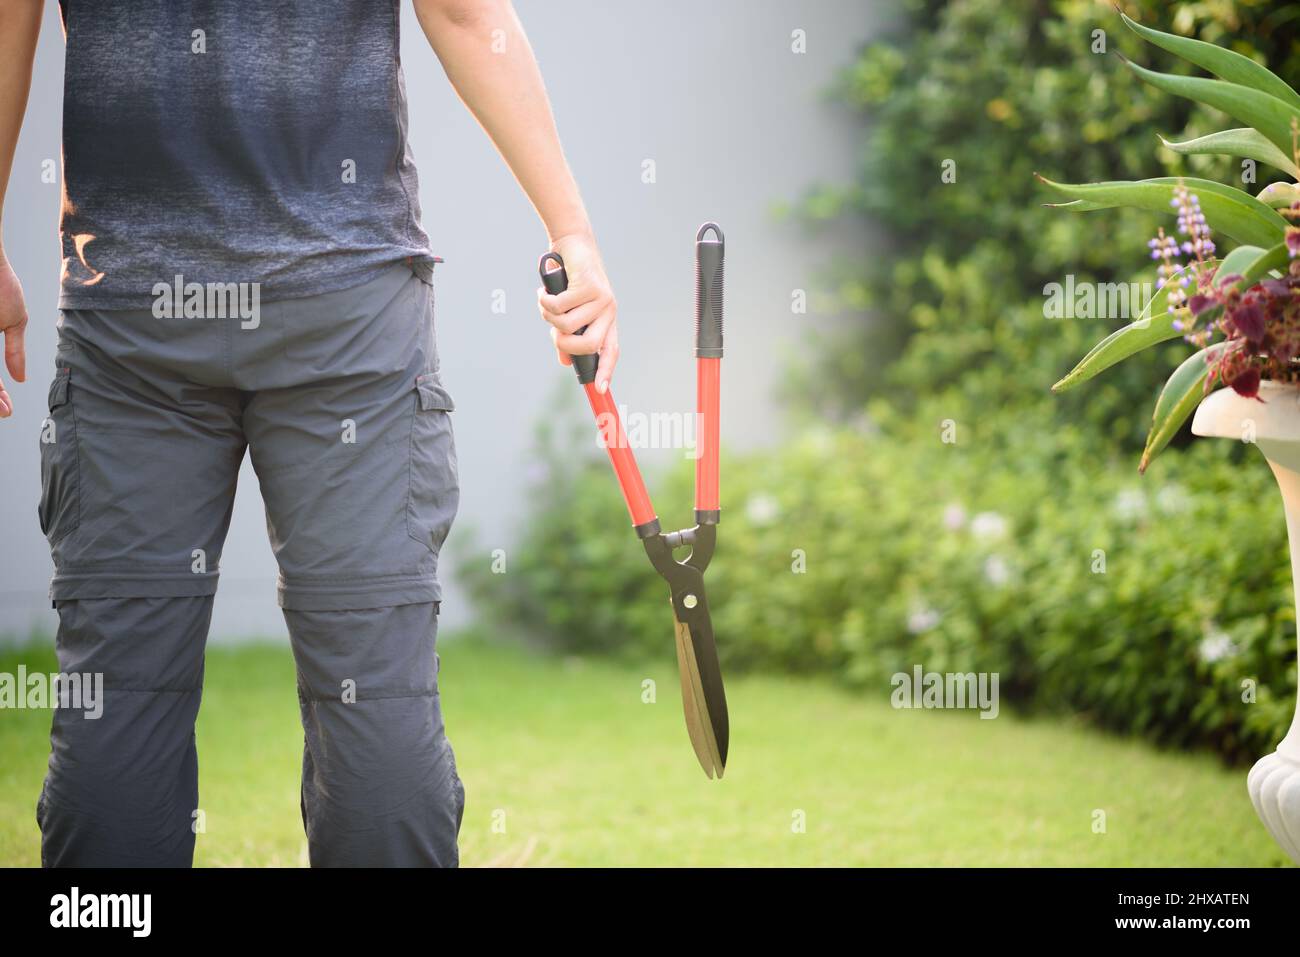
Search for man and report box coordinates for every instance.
[0,0,618,867]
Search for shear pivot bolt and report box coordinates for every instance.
[683,594,698,609]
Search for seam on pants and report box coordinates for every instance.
[277,576,439,611]
[278,570,430,585]
[51,559,221,570]
[298,689,436,703]
[89,686,203,695]
[51,576,220,601]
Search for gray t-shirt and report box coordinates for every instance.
[57,0,436,309]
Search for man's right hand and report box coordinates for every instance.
[0,252,28,417]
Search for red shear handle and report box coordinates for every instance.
[696,358,720,513]
[584,383,656,527]
[540,251,658,529]
[694,223,724,521]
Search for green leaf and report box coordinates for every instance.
[1036,175,1288,247]
[1052,243,1287,394]
[1139,343,1226,473]
[1051,273,1191,393]
[1257,182,1300,208]
[1122,59,1300,159]
[1158,128,1300,178]
[1120,12,1300,109]
[1212,244,1268,285]
[1217,241,1289,287]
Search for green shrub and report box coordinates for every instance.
[463,401,1296,763]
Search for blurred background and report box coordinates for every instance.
[3,0,1300,866]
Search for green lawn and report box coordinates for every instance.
[0,635,1291,867]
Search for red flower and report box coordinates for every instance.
[1230,302,1266,343]
[1287,227,1300,258]
[1230,365,1261,398]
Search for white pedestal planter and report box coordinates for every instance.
[1193,381,1300,865]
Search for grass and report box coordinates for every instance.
[0,634,1291,867]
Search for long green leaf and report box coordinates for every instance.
[1158,128,1300,178]
[1051,273,1188,393]
[1120,12,1300,109]
[1053,243,1287,393]
[1037,175,1288,247]
[1123,59,1300,158]
[1140,343,1227,473]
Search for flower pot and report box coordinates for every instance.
[1193,380,1300,864]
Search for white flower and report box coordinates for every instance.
[1155,484,1191,515]
[984,555,1011,586]
[970,511,1008,541]
[943,503,967,532]
[907,605,942,634]
[1199,626,1238,663]
[745,493,780,526]
[1113,487,1147,521]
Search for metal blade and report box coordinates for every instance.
[671,603,728,778]
[673,613,718,777]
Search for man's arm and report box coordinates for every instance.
[412,0,620,391]
[0,0,41,418]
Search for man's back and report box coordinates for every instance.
[58,0,435,308]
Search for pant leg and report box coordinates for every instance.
[37,596,214,867]
[243,265,463,867]
[35,310,243,867]
[288,602,464,867]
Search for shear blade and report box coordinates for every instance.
[671,607,728,779]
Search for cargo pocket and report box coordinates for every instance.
[37,366,80,546]
[406,373,460,560]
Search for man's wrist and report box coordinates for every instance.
[548,228,594,247]
[546,212,593,246]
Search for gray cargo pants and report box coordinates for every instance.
[34,262,465,867]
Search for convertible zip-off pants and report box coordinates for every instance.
[34,262,465,867]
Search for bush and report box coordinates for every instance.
[463,401,1296,763]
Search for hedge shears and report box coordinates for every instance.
[539,223,729,779]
